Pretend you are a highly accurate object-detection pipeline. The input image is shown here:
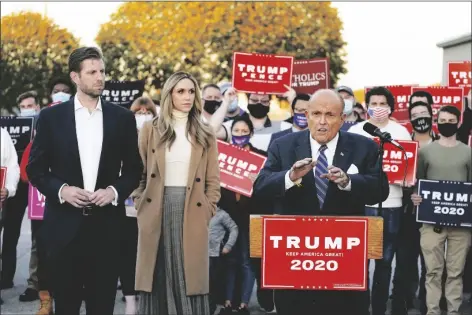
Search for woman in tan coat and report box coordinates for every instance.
[132,72,221,315]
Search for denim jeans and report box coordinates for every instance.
[225,231,255,305]
[365,206,402,315]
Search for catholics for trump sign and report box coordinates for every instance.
[291,58,330,94]
[0,116,34,152]
[101,80,145,109]
[416,180,472,227]
[262,216,368,291]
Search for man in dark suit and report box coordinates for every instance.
[253,89,389,315]
[26,47,143,315]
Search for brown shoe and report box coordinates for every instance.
[36,291,53,315]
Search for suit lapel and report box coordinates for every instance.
[295,130,316,189]
[332,131,353,173]
[65,99,84,186]
[95,102,112,190]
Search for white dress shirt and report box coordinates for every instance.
[285,133,351,192]
[58,96,117,205]
[1,128,20,198]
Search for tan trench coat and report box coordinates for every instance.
[132,120,221,295]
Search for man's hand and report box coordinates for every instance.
[248,172,258,184]
[411,193,422,206]
[283,84,297,104]
[90,188,116,207]
[223,87,238,105]
[221,248,231,255]
[321,166,350,188]
[289,158,317,182]
[61,186,92,208]
[1,188,8,202]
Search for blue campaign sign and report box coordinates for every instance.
[416,180,472,227]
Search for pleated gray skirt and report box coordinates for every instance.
[138,186,211,315]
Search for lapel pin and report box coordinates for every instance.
[340,152,344,156]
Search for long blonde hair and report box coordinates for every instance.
[157,72,214,149]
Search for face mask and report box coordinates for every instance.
[248,103,270,119]
[343,99,354,115]
[293,113,308,129]
[367,107,390,122]
[203,100,222,115]
[411,117,432,133]
[135,114,153,130]
[20,108,37,117]
[52,92,71,103]
[232,135,251,147]
[228,98,239,114]
[437,122,458,138]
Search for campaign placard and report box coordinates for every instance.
[217,140,267,197]
[0,167,6,189]
[101,80,145,109]
[232,52,294,94]
[448,61,471,96]
[416,180,472,227]
[372,138,418,185]
[291,58,330,94]
[0,116,34,152]
[262,216,368,290]
[28,184,45,220]
[410,86,464,122]
[365,85,417,122]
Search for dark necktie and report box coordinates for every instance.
[315,144,329,208]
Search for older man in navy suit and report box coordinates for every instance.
[254,89,389,315]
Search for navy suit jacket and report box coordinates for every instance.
[253,130,389,216]
[268,127,293,149]
[26,99,143,254]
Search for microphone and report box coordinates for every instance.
[363,122,404,150]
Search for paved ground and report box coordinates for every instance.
[1,216,471,314]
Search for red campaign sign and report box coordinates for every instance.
[28,184,45,220]
[411,86,464,122]
[291,58,330,94]
[373,138,418,185]
[0,167,6,189]
[232,52,294,94]
[262,216,368,291]
[398,121,439,136]
[217,140,267,197]
[365,85,418,122]
[448,61,471,96]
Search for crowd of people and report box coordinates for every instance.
[0,46,471,315]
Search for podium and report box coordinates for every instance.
[249,215,384,259]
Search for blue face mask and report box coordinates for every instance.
[293,113,308,129]
[232,135,251,147]
[228,98,239,114]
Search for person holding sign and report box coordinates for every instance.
[348,86,412,315]
[26,47,143,315]
[254,89,389,315]
[411,105,472,315]
[132,72,220,315]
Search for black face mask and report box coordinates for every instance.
[411,117,432,133]
[437,122,459,138]
[203,100,222,115]
[248,103,270,119]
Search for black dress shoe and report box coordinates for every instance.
[19,288,39,302]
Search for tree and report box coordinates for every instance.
[1,12,80,112]
[96,2,346,95]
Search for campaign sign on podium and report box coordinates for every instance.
[261,216,368,291]
[28,184,45,220]
[416,180,472,227]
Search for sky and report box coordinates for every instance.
[1,1,471,90]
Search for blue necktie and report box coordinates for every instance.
[315,145,329,208]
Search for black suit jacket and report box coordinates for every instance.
[254,130,389,216]
[268,127,292,149]
[26,99,143,254]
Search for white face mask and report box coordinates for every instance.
[20,108,37,117]
[135,114,153,130]
[343,99,354,115]
[52,92,71,103]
